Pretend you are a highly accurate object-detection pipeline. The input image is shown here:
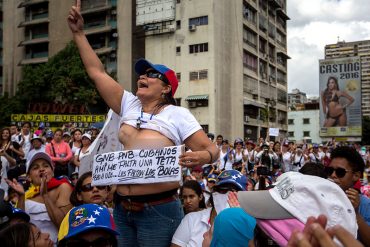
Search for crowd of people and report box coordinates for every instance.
[0,126,369,246]
[0,1,369,246]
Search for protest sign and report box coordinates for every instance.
[92,145,184,186]
[269,128,279,137]
[79,109,122,176]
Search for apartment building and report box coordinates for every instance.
[325,40,370,117]
[2,0,139,97]
[288,102,322,144]
[139,0,290,140]
[288,88,307,108]
[2,0,289,140]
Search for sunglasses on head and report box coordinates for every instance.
[324,166,353,178]
[65,236,114,247]
[80,183,107,192]
[140,70,169,84]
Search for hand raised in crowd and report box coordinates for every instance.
[227,191,240,208]
[67,0,84,33]
[5,178,25,195]
[345,188,360,211]
[287,215,363,247]
[40,173,49,198]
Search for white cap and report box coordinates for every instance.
[81,133,92,141]
[26,152,53,173]
[238,172,358,238]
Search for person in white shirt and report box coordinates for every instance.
[25,134,46,168]
[18,122,32,158]
[219,140,233,171]
[290,145,307,172]
[308,144,324,164]
[281,142,292,172]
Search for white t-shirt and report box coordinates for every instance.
[120,91,202,146]
[309,152,323,163]
[172,208,212,247]
[219,149,233,170]
[282,152,292,172]
[291,154,305,172]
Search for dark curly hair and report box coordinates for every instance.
[330,146,365,173]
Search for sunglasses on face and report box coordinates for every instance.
[65,236,114,247]
[324,166,353,178]
[140,70,169,84]
[80,183,107,192]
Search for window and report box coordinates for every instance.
[176,73,181,82]
[189,71,198,80]
[189,16,208,27]
[243,3,257,25]
[189,70,208,81]
[303,118,310,124]
[199,70,208,79]
[288,131,294,137]
[201,125,209,133]
[177,0,181,3]
[288,119,294,125]
[277,70,286,85]
[303,131,310,137]
[176,20,181,29]
[189,43,208,54]
[243,26,257,48]
[277,89,287,104]
[176,46,181,55]
[243,51,257,72]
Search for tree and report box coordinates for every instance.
[0,42,107,127]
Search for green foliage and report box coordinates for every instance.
[17,42,101,104]
[0,42,106,127]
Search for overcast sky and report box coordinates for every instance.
[287,0,370,97]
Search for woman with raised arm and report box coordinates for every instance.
[67,1,219,246]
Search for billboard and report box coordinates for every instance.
[136,0,176,26]
[319,57,362,137]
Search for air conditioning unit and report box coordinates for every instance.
[189,24,197,31]
[188,101,197,108]
[168,24,175,32]
[112,32,118,38]
[245,116,250,122]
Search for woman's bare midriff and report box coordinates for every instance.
[327,102,344,118]
[116,124,180,196]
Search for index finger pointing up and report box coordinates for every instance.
[76,0,81,10]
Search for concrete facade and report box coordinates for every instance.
[288,109,322,144]
[1,0,289,141]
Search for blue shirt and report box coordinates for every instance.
[359,194,370,226]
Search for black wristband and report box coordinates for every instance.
[206,149,213,164]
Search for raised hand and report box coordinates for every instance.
[40,173,49,198]
[67,0,84,33]
[5,178,25,195]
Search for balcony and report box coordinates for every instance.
[19,18,49,27]
[276,8,290,20]
[19,57,48,65]
[81,4,113,15]
[19,37,49,47]
[269,0,283,9]
[18,0,48,8]
[85,25,112,36]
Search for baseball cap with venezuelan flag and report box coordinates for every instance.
[58,204,119,243]
[135,58,179,96]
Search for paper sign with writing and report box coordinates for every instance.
[92,145,184,186]
[269,128,279,137]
